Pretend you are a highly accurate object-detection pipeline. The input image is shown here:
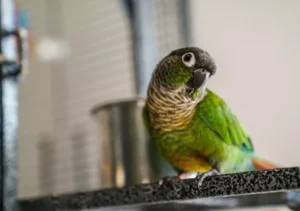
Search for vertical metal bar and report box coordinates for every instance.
[125,0,192,96]
[132,0,158,97]
[3,77,18,211]
[1,0,20,210]
[0,0,4,209]
[180,0,192,46]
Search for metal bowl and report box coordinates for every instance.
[90,97,176,189]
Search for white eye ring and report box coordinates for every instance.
[182,52,196,67]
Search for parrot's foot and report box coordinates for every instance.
[195,169,220,188]
[158,172,190,186]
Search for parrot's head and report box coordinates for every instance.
[152,47,217,101]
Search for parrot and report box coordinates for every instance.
[142,47,280,187]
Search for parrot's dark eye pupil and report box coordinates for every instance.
[182,52,196,67]
[183,54,192,62]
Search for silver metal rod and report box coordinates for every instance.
[132,0,158,97]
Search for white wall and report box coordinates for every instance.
[189,0,300,166]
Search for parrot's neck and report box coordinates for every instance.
[146,79,203,132]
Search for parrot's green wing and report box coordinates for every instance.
[196,89,254,153]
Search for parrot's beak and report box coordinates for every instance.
[191,68,210,91]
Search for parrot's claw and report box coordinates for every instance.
[158,172,191,186]
[196,169,220,188]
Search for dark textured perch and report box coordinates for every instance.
[18,167,300,211]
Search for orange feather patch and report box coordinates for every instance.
[251,157,280,171]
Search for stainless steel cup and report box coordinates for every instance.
[90,97,176,189]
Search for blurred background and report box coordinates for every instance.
[1,0,300,208]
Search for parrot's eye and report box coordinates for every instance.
[182,52,196,67]
[200,69,207,74]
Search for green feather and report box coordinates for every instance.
[196,89,254,153]
[143,88,256,174]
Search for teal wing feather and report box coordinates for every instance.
[196,89,254,153]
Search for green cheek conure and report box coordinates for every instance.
[142,47,279,186]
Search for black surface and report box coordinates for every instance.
[18,167,300,211]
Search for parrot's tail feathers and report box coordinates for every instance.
[251,157,280,171]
